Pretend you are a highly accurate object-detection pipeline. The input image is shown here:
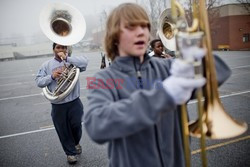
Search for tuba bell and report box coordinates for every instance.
[157,9,177,52]
[39,2,86,103]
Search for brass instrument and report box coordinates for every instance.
[158,0,248,166]
[157,8,177,51]
[188,0,248,140]
[40,2,86,46]
[39,2,86,103]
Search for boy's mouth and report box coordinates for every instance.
[134,41,145,45]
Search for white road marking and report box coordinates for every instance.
[0,93,43,101]
[188,90,250,104]
[0,74,34,79]
[231,72,250,76]
[0,127,55,139]
[220,90,250,98]
[0,88,87,101]
[0,89,249,102]
[192,135,250,155]
[0,90,249,139]
[231,65,250,70]
[0,122,84,139]
[33,96,86,105]
[0,81,33,87]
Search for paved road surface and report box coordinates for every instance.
[0,51,249,167]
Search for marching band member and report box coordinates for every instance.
[100,52,106,69]
[35,43,88,164]
[150,39,172,58]
[84,3,231,167]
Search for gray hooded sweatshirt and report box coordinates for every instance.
[84,54,231,167]
[35,55,88,104]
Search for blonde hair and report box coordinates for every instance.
[104,3,151,61]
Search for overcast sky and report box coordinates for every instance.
[0,0,135,39]
[0,0,237,42]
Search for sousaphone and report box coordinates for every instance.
[40,2,86,103]
[157,8,177,51]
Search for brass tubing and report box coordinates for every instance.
[181,105,191,167]
[196,87,207,167]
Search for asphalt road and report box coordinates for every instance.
[0,51,249,167]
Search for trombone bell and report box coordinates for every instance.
[189,100,248,139]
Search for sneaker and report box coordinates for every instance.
[75,144,82,154]
[67,155,77,164]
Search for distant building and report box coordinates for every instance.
[91,3,250,51]
[210,3,250,50]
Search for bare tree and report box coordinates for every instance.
[137,0,222,37]
[182,0,221,28]
[137,0,170,38]
[236,0,250,14]
[100,9,108,31]
[95,9,108,47]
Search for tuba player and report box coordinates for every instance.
[35,43,88,164]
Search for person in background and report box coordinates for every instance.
[35,43,88,164]
[150,39,172,58]
[100,52,106,69]
[84,3,230,167]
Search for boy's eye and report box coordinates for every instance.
[124,23,148,30]
[140,24,148,28]
[125,24,135,30]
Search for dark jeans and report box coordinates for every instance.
[51,98,83,155]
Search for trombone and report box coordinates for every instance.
[158,0,248,166]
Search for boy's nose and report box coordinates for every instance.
[136,26,145,33]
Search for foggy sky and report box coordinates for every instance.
[0,0,135,39]
[0,0,237,42]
